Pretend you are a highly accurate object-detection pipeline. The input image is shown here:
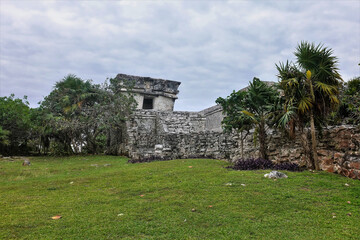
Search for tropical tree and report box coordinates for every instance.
[0,126,10,146]
[276,41,342,170]
[40,74,97,154]
[40,74,137,155]
[216,77,280,159]
[216,90,252,158]
[0,94,31,155]
[342,77,360,124]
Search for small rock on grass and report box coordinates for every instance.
[264,171,288,179]
[22,159,31,166]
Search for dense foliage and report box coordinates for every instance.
[276,42,343,170]
[229,158,303,172]
[0,75,136,156]
[0,95,32,155]
[216,77,280,159]
[341,77,360,124]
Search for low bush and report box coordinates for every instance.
[128,155,216,163]
[229,158,303,172]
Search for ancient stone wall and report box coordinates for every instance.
[126,109,360,179]
[199,105,223,132]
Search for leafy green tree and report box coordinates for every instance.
[40,74,136,155]
[276,42,342,170]
[217,78,280,159]
[102,77,137,155]
[216,90,252,158]
[29,107,54,154]
[0,94,31,155]
[0,126,10,146]
[40,74,96,154]
[341,77,360,124]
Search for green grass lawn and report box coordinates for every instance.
[0,156,359,239]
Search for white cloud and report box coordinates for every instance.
[0,0,359,111]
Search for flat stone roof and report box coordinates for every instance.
[115,74,181,97]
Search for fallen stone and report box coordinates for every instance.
[264,171,288,179]
[22,159,31,166]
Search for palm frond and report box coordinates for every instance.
[314,81,338,96]
[329,95,340,105]
[278,108,296,128]
[298,97,312,114]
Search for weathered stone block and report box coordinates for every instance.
[325,165,335,173]
[155,144,163,150]
[349,161,360,170]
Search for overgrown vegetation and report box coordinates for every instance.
[229,158,303,172]
[0,95,32,155]
[333,77,360,125]
[216,78,280,159]
[276,41,343,170]
[0,75,137,156]
[1,156,359,239]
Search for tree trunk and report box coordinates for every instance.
[310,110,320,170]
[300,129,312,168]
[308,74,320,171]
[240,131,244,159]
[258,120,267,159]
[289,119,296,139]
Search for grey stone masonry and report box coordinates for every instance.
[115,73,181,111]
[126,108,360,179]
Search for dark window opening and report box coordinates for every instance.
[143,98,153,109]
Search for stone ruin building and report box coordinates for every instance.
[115,73,181,111]
[118,73,360,180]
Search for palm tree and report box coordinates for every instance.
[243,78,280,159]
[217,77,280,159]
[277,41,342,170]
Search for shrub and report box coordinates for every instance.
[229,158,303,172]
[128,156,173,163]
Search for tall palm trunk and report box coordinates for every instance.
[300,130,312,168]
[258,119,267,159]
[309,110,320,170]
[308,73,320,170]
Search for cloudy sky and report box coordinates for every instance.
[1,0,359,111]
